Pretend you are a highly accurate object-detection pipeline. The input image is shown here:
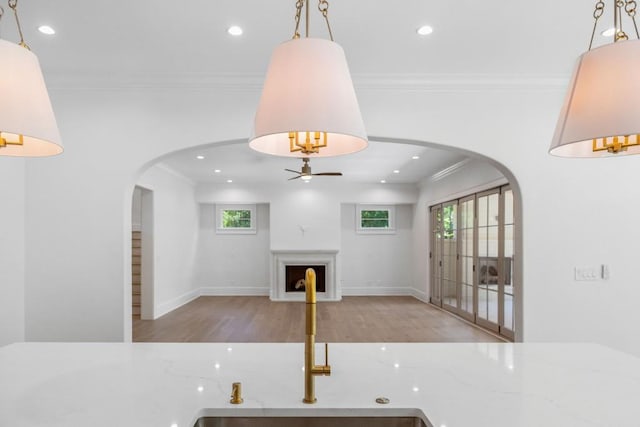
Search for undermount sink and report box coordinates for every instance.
[194,415,429,427]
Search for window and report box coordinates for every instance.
[216,204,256,234]
[356,205,395,234]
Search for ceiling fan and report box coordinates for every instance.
[285,158,343,181]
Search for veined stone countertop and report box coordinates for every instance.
[1,342,639,427]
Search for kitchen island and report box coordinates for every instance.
[1,342,639,426]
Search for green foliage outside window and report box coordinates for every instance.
[361,210,389,228]
[222,209,251,228]
[442,205,456,239]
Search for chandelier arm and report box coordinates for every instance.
[625,0,640,38]
[589,1,606,50]
[318,0,334,41]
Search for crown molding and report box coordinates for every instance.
[45,71,570,92]
[154,163,197,187]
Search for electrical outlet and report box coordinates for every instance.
[574,266,599,281]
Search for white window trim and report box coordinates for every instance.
[356,204,396,234]
[216,203,257,234]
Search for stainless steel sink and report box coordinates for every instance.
[194,416,428,427]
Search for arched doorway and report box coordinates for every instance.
[129,137,523,342]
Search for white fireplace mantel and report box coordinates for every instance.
[270,250,340,301]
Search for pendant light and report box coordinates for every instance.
[0,0,62,157]
[551,1,640,157]
[249,0,367,158]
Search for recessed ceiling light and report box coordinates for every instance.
[393,170,400,174]
[214,169,221,173]
[226,179,233,183]
[227,26,243,36]
[601,27,616,37]
[417,25,433,36]
[412,155,420,160]
[38,25,55,35]
[196,155,205,160]
[380,180,386,184]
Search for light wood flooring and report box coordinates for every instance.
[133,296,502,343]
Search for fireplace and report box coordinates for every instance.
[270,250,340,301]
[285,265,326,293]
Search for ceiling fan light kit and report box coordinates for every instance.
[285,157,343,181]
[551,0,640,157]
[249,0,367,158]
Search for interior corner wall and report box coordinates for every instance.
[340,203,414,295]
[137,165,199,318]
[411,160,506,303]
[194,203,270,295]
[0,158,25,347]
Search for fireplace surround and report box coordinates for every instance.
[270,250,339,301]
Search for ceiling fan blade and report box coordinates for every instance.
[288,175,302,180]
[312,172,343,176]
[284,169,300,174]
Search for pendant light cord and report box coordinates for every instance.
[8,0,29,50]
[589,1,605,50]
[589,0,639,50]
[291,0,334,41]
[318,1,334,42]
[626,0,640,38]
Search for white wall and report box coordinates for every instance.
[194,203,270,294]
[17,77,640,356]
[0,158,25,347]
[341,203,414,295]
[412,160,507,301]
[196,181,418,252]
[137,164,199,318]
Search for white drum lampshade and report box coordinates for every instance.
[0,39,62,157]
[250,37,367,157]
[550,39,640,157]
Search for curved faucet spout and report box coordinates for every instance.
[303,268,331,404]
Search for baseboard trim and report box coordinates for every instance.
[341,287,414,296]
[154,289,200,319]
[154,286,427,318]
[200,287,270,296]
[409,288,430,303]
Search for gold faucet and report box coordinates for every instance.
[303,268,331,404]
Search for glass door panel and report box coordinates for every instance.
[441,202,457,311]
[429,185,517,341]
[476,191,500,332]
[501,187,515,339]
[458,197,474,320]
[430,205,443,306]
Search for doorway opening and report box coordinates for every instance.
[131,186,154,320]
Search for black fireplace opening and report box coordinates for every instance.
[285,265,326,293]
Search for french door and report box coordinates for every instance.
[430,185,515,340]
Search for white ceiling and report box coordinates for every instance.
[159,141,465,185]
[10,0,607,184]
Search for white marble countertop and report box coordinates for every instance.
[1,342,639,427]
